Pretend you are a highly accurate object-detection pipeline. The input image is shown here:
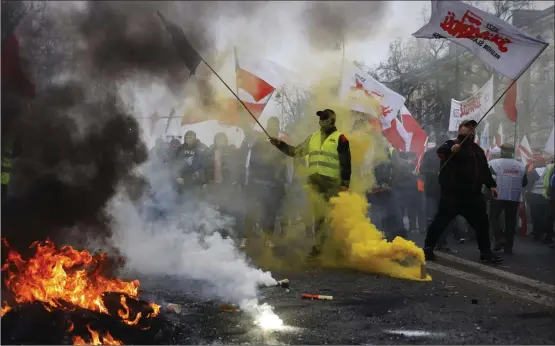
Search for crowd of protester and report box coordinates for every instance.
[137,116,555,259]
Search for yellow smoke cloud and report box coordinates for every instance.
[179,50,430,282]
[328,192,431,281]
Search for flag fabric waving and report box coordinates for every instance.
[400,106,428,157]
[517,135,533,164]
[412,0,548,80]
[495,122,504,147]
[157,11,202,77]
[503,80,518,122]
[382,118,411,153]
[545,127,554,155]
[339,60,406,123]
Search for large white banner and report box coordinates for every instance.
[413,0,548,80]
[339,60,405,125]
[449,76,494,131]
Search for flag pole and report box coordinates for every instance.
[512,112,518,158]
[201,48,270,138]
[439,44,548,173]
[157,13,270,138]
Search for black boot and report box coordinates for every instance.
[424,247,437,261]
[480,252,503,264]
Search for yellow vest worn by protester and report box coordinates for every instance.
[308,130,342,180]
[1,144,12,185]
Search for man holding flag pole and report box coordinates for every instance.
[412,0,548,262]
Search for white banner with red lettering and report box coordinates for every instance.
[339,60,406,122]
[449,76,494,131]
[412,0,548,79]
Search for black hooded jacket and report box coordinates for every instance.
[437,139,496,195]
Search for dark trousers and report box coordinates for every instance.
[527,193,550,238]
[426,194,463,246]
[425,193,492,254]
[306,175,340,246]
[244,182,284,236]
[1,184,7,206]
[367,190,406,241]
[489,199,519,248]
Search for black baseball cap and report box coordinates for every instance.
[459,119,478,128]
[316,109,336,119]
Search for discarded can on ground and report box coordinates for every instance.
[301,294,333,301]
[276,279,290,288]
[166,303,182,314]
[220,304,239,312]
[420,264,428,280]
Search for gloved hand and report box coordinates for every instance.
[268,137,281,147]
[380,183,390,190]
[176,177,185,185]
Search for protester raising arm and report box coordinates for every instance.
[270,137,310,158]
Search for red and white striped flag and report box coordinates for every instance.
[517,135,533,164]
[494,123,504,147]
[400,106,428,158]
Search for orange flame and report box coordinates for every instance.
[1,239,160,326]
[72,325,122,345]
[1,301,12,317]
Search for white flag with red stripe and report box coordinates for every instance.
[339,60,406,123]
[517,135,533,164]
[400,106,428,157]
[545,127,554,155]
[412,0,548,79]
[495,122,504,147]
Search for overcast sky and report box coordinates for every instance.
[146,0,554,147]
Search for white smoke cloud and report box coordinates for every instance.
[108,151,276,304]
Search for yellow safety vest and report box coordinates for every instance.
[308,131,342,180]
[542,163,554,199]
[1,146,12,185]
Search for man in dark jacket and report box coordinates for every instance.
[175,130,206,191]
[424,120,502,263]
[367,147,406,241]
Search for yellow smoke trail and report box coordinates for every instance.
[328,192,431,281]
[178,50,430,282]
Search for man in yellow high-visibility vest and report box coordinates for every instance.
[269,109,351,257]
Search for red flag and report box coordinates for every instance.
[400,109,428,158]
[382,119,407,152]
[1,33,35,98]
[503,80,517,123]
[236,67,274,102]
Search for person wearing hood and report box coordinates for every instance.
[423,120,502,264]
[270,109,351,257]
[175,130,206,190]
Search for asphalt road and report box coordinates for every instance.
[136,256,554,345]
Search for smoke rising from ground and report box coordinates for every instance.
[2,1,264,250]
